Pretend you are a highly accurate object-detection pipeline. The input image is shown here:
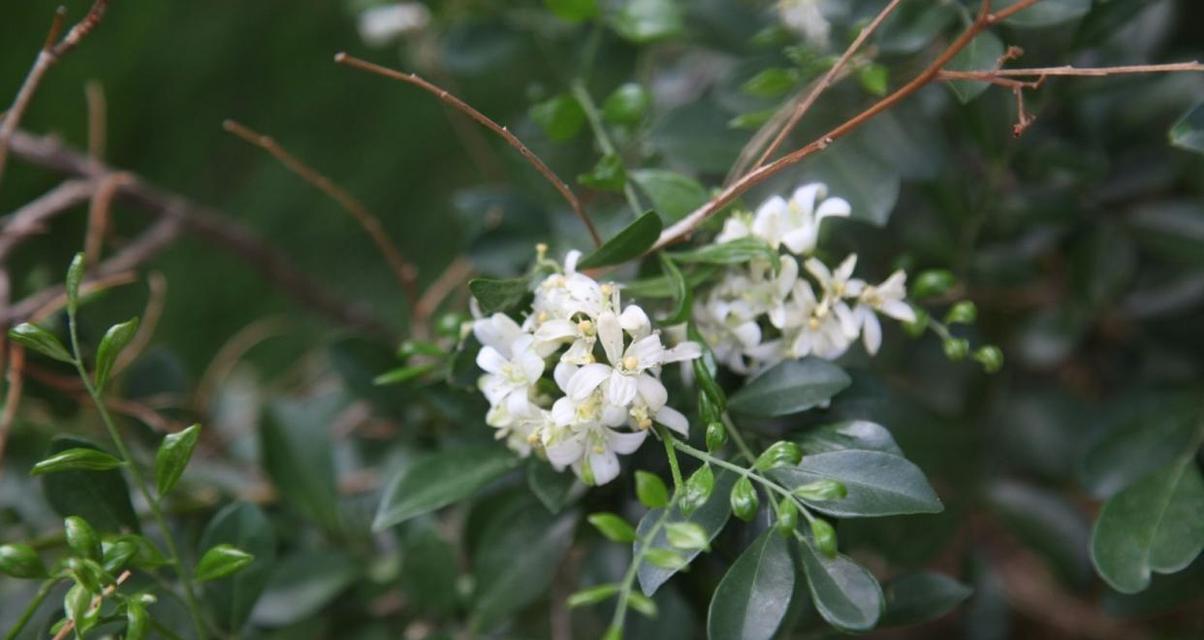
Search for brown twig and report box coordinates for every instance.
[194,315,288,414]
[25,364,186,433]
[333,52,602,247]
[5,129,395,340]
[85,80,107,159]
[0,1,110,187]
[0,180,97,261]
[0,346,25,474]
[113,271,167,376]
[652,0,1042,251]
[84,172,133,268]
[413,256,474,332]
[937,61,1204,81]
[222,119,421,311]
[750,0,905,172]
[52,569,130,640]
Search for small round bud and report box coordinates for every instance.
[775,498,798,537]
[705,421,727,453]
[943,338,970,361]
[903,308,929,338]
[944,301,977,325]
[910,269,956,299]
[974,345,1004,373]
[730,477,759,521]
[810,518,838,557]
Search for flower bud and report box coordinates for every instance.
[680,465,715,516]
[944,301,977,325]
[943,338,970,361]
[793,480,847,502]
[775,498,798,537]
[910,270,956,299]
[705,421,727,453]
[754,441,803,471]
[730,476,759,521]
[974,345,1004,373]
[903,307,929,338]
[811,518,838,558]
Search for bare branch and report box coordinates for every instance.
[222,119,420,311]
[334,52,602,247]
[85,80,107,159]
[0,180,96,261]
[938,61,1204,81]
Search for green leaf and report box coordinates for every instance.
[94,317,139,389]
[577,211,663,269]
[568,584,621,607]
[637,471,736,595]
[196,544,256,582]
[771,450,943,517]
[199,502,276,632]
[997,0,1090,28]
[589,512,638,543]
[31,447,124,475]
[374,446,520,530]
[880,572,972,627]
[1091,457,1204,594]
[945,31,1004,104]
[66,252,85,314]
[741,67,798,99]
[630,169,707,222]
[602,83,651,124]
[645,547,688,570]
[373,362,438,386]
[876,3,958,55]
[125,599,149,640]
[806,136,900,226]
[471,496,578,628]
[468,277,530,314]
[610,0,683,43]
[544,0,598,22]
[707,529,796,640]
[796,420,903,456]
[250,551,360,627]
[798,538,884,632]
[155,423,200,496]
[530,93,585,141]
[857,63,889,97]
[680,463,715,515]
[989,480,1092,586]
[657,254,691,324]
[622,264,717,298]
[636,470,670,508]
[64,583,93,632]
[728,358,851,418]
[528,459,578,513]
[261,396,343,531]
[665,522,710,551]
[0,544,47,579]
[65,516,101,560]
[1170,102,1204,156]
[730,476,759,521]
[7,323,73,363]
[579,153,628,192]
[40,436,139,533]
[668,237,779,270]
[1080,398,1199,497]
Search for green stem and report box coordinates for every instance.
[671,438,815,524]
[720,413,757,465]
[570,79,645,219]
[4,579,56,640]
[657,426,684,494]
[67,312,209,640]
[609,501,674,634]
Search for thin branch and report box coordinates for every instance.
[0,180,96,261]
[0,346,25,475]
[5,129,395,340]
[413,256,474,329]
[334,52,602,247]
[0,1,110,187]
[222,119,420,311]
[52,569,131,640]
[84,172,132,268]
[938,60,1204,81]
[652,0,1044,251]
[114,271,167,376]
[751,0,905,172]
[85,80,107,159]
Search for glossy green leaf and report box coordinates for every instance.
[374,445,520,530]
[530,93,585,141]
[31,447,124,475]
[569,583,621,607]
[637,471,736,595]
[665,522,710,551]
[544,0,598,22]
[728,358,851,418]
[621,264,716,299]
[468,277,530,314]
[857,63,889,97]
[125,600,149,640]
[945,31,1004,104]
[997,0,1090,28]
[1091,458,1204,594]
[602,83,651,124]
[155,423,200,496]
[471,496,578,628]
[66,252,85,314]
[680,463,715,515]
[7,323,73,363]
[579,153,628,192]
[645,547,688,570]
[94,317,139,389]
[636,470,670,508]
[577,211,662,269]
[40,437,139,533]
[0,544,47,579]
[796,420,903,456]
[196,544,255,582]
[771,450,943,517]
[261,396,342,531]
[590,512,638,543]
[880,572,972,627]
[199,502,276,632]
[1169,102,1204,155]
[1080,398,1199,497]
[707,529,796,640]
[630,169,707,222]
[65,516,101,560]
[668,237,779,270]
[741,67,798,99]
[610,0,683,43]
[798,538,884,632]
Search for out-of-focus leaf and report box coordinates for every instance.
[771,450,943,518]
[196,544,255,582]
[31,448,124,475]
[374,446,520,530]
[471,495,578,628]
[544,0,598,22]
[652,102,748,173]
[876,3,957,54]
[469,277,530,314]
[988,480,1091,586]
[40,437,138,534]
[527,459,578,513]
[796,420,903,456]
[630,169,708,222]
[261,395,343,532]
[798,538,883,632]
[251,551,360,627]
[880,572,972,627]
[668,238,780,270]
[577,211,662,269]
[804,138,900,226]
[707,529,796,640]
[658,254,690,324]
[741,67,798,99]
[1080,395,1199,497]
[1091,457,1204,594]
[200,502,276,632]
[637,471,736,595]
[579,153,628,192]
[530,93,585,141]
[622,265,717,298]
[728,358,851,417]
[945,31,1004,103]
[603,83,651,124]
[1169,102,1204,155]
[610,0,683,43]
[401,519,461,616]
[998,0,1090,28]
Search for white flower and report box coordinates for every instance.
[543,414,648,486]
[852,270,915,354]
[473,312,525,355]
[477,334,544,419]
[782,280,853,360]
[567,309,700,408]
[357,3,431,47]
[717,184,850,256]
[779,0,830,49]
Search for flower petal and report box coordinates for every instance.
[568,363,611,400]
[475,346,508,375]
[815,196,851,220]
[654,406,689,436]
[619,305,652,340]
[862,311,882,355]
[636,374,668,410]
[607,428,648,455]
[597,311,624,366]
[607,371,638,407]
[590,449,622,485]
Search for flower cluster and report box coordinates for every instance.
[694,183,916,374]
[472,251,701,485]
